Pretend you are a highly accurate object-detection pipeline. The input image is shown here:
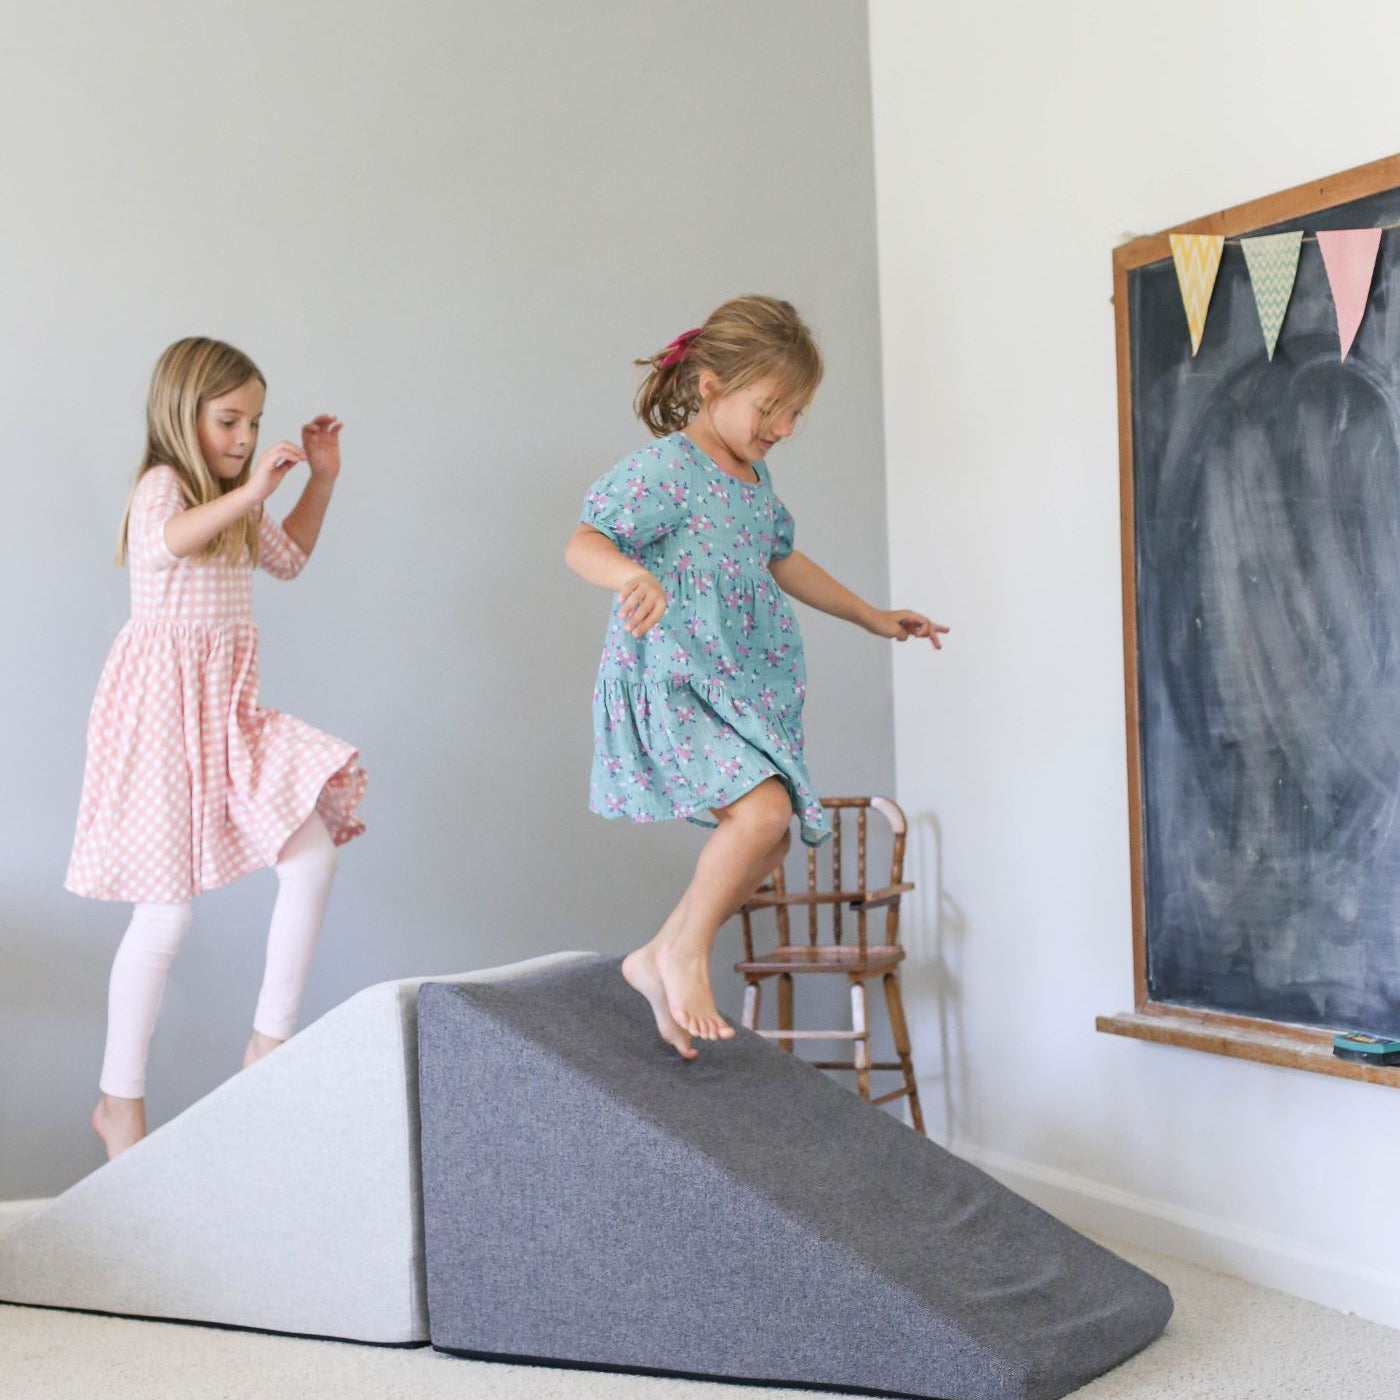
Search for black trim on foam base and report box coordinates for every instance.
[0,1298,427,1348]
[432,1343,930,1399]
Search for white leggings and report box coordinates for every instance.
[98,813,338,1098]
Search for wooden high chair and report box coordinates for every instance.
[734,796,924,1132]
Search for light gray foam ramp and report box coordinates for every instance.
[0,952,594,1343]
[419,958,1172,1400]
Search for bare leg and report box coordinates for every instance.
[655,779,793,1040]
[243,1030,285,1068]
[92,1095,146,1161]
[621,939,699,1060]
[624,818,791,1056]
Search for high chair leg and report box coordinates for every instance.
[741,981,761,1031]
[777,973,794,1054]
[884,971,924,1133]
[851,980,871,1100]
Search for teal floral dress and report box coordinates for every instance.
[579,431,830,846]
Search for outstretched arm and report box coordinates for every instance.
[279,415,342,558]
[769,549,949,648]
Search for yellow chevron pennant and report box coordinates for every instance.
[1169,233,1224,357]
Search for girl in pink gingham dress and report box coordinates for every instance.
[71,337,367,1160]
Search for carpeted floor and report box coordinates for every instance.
[2,1235,1396,1400]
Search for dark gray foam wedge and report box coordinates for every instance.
[418,957,1171,1399]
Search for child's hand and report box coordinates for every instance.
[247,441,306,503]
[302,414,343,481]
[868,608,949,649]
[617,570,667,638]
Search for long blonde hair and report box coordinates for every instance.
[634,295,823,438]
[117,337,266,566]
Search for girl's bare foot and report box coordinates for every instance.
[92,1094,146,1161]
[655,939,734,1041]
[622,947,698,1059]
[243,1030,284,1069]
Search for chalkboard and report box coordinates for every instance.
[1115,157,1400,1068]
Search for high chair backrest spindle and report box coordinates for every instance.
[738,797,911,961]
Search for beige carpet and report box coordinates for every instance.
[2,1236,1397,1399]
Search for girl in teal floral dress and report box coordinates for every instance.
[566,296,947,1058]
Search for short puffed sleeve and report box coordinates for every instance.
[769,492,796,561]
[579,441,692,555]
[127,466,186,570]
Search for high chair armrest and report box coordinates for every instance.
[740,883,914,912]
[743,890,853,910]
[847,882,915,910]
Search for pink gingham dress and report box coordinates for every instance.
[65,465,367,903]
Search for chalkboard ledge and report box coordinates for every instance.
[1096,1008,1400,1088]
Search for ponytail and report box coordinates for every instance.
[633,296,822,438]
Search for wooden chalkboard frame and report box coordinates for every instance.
[1099,152,1400,1087]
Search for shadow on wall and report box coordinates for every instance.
[725,808,959,1133]
[904,811,969,1141]
[0,898,113,1187]
[0,900,111,1042]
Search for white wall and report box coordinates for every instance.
[0,0,892,1199]
[870,0,1400,1326]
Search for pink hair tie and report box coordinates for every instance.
[659,328,701,368]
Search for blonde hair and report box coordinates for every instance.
[634,295,823,438]
[117,337,266,566]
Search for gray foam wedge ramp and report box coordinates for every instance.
[419,958,1172,1400]
[0,953,594,1343]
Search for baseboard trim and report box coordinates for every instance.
[945,1139,1400,1331]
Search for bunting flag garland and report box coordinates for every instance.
[1316,228,1382,360]
[1155,219,1396,362]
[1169,233,1224,356]
[1240,231,1303,361]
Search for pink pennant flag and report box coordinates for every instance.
[1317,229,1382,359]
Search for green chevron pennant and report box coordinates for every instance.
[1240,231,1303,360]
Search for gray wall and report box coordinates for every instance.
[0,0,891,1198]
